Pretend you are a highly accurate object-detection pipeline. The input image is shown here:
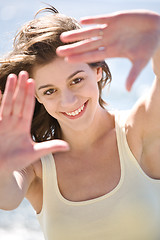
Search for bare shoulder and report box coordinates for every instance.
[109,107,143,161]
[32,158,42,179]
[125,105,143,159]
[123,93,160,179]
[25,159,43,213]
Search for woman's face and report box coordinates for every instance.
[34,57,102,132]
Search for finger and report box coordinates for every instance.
[12,71,29,116]
[80,14,115,25]
[57,37,103,57]
[126,59,148,91]
[64,47,107,63]
[60,25,106,43]
[22,78,35,125]
[0,74,17,117]
[34,140,70,157]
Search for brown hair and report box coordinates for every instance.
[0,5,112,142]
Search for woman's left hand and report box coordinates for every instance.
[57,10,160,90]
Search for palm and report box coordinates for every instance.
[57,10,160,90]
[0,72,68,173]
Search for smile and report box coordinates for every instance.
[66,103,85,116]
[62,101,88,119]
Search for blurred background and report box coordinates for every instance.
[0,0,159,239]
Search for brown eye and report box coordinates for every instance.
[43,88,56,95]
[71,78,83,85]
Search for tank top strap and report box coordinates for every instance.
[115,110,130,157]
[38,153,57,218]
[114,110,145,177]
[114,110,136,173]
[114,110,129,129]
[40,153,56,184]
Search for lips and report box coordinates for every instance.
[65,103,85,116]
[62,101,88,119]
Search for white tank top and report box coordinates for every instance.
[37,111,160,240]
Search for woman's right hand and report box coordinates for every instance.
[0,71,69,173]
[57,10,160,91]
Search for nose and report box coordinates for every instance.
[60,89,77,109]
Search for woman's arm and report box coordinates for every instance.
[0,166,35,210]
[57,10,160,177]
[0,71,69,210]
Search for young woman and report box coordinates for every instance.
[0,5,160,240]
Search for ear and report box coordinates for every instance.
[96,67,103,82]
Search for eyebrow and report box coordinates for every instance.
[38,84,54,90]
[67,70,85,80]
[38,70,85,90]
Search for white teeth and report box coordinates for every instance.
[65,104,85,116]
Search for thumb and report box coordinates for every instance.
[34,140,70,158]
[126,59,148,91]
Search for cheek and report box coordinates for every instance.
[87,81,100,98]
[41,100,58,117]
[80,82,100,105]
[82,79,99,94]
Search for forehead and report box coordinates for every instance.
[33,57,93,83]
